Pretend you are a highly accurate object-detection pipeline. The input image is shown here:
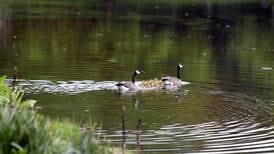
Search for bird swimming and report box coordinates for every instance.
[140,78,163,88]
[161,64,184,87]
[116,69,144,92]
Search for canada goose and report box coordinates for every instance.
[116,69,144,91]
[161,64,184,87]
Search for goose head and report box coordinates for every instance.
[132,69,144,83]
[178,64,184,69]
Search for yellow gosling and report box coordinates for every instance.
[141,78,163,88]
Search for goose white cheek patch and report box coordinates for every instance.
[136,70,141,74]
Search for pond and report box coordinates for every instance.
[1,0,274,153]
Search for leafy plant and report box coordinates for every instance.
[0,106,119,154]
[0,76,36,109]
[0,75,121,154]
[0,107,60,154]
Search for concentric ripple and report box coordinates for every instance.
[8,79,274,153]
[100,89,274,153]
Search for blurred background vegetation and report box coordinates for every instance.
[0,0,274,152]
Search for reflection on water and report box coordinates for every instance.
[16,80,274,153]
[1,0,274,153]
[99,89,274,153]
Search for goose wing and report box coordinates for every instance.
[161,76,182,86]
[116,81,137,91]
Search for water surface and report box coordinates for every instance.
[1,1,274,153]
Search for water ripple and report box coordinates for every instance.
[100,90,274,153]
[7,79,119,94]
[7,79,274,153]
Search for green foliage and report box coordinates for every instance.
[0,76,36,109]
[0,76,119,154]
[50,120,83,144]
[0,76,12,105]
[0,107,60,154]
[50,121,116,154]
[0,106,118,154]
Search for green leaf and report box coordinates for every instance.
[21,99,37,109]
[11,142,27,154]
[0,96,10,104]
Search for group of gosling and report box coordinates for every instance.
[116,64,185,92]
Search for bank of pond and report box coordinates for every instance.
[0,76,130,154]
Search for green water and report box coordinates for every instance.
[1,1,274,153]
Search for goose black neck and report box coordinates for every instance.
[177,66,181,79]
[132,72,137,83]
